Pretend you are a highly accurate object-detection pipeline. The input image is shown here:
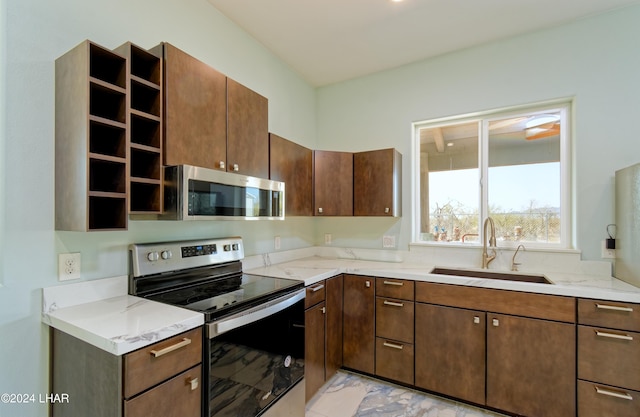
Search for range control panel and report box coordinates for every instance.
[129,237,244,277]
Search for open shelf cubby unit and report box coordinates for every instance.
[55,40,129,231]
[114,42,163,214]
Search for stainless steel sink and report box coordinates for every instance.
[430,267,553,284]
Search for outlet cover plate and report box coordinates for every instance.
[59,253,81,281]
[383,235,396,248]
[601,240,615,259]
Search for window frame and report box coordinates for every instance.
[411,99,572,249]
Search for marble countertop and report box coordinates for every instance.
[41,249,640,357]
[42,276,203,356]
[246,256,640,303]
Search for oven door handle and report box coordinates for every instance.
[207,288,305,338]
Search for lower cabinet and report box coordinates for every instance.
[577,298,640,417]
[415,304,486,405]
[375,277,414,385]
[304,275,343,402]
[486,313,575,417]
[343,274,375,374]
[51,327,202,417]
[415,282,576,417]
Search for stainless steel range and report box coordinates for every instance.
[129,237,305,417]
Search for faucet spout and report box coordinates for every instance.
[511,244,526,271]
[482,217,497,269]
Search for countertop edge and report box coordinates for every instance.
[246,258,640,303]
[42,295,204,356]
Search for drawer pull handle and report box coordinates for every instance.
[310,284,325,292]
[383,300,404,307]
[383,281,403,286]
[150,337,191,358]
[186,377,199,391]
[595,330,633,341]
[596,303,634,312]
[383,341,404,350]
[595,386,633,401]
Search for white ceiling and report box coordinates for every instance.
[207,0,640,87]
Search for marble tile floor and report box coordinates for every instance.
[306,371,509,417]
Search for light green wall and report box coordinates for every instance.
[0,0,316,415]
[316,5,640,256]
[3,2,640,415]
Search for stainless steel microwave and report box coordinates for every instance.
[161,165,285,220]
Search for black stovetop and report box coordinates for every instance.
[143,272,303,321]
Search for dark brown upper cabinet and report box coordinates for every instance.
[227,79,269,178]
[269,134,313,216]
[153,43,227,171]
[313,150,354,216]
[354,148,402,217]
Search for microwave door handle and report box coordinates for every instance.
[207,289,305,338]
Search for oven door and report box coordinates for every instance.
[204,289,305,417]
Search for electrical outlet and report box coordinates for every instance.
[601,240,615,259]
[324,234,332,245]
[58,253,81,281]
[274,236,281,250]
[382,235,396,248]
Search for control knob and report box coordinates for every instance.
[161,250,173,260]
[147,251,159,262]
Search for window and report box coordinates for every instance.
[413,101,571,248]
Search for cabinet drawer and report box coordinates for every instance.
[578,380,640,417]
[124,327,202,398]
[578,325,640,391]
[124,364,201,417]
[578,298,640,332]
[376,297,414,343]
[376,278,414,300]
[375,338,414,385]
[305,281,326,309]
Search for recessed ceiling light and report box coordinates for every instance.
[390,0,404,3]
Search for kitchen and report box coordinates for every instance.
[2,0,640,417]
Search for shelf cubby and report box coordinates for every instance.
[114,42,163,214]
[130,113,161,148]
[55,40,129,231]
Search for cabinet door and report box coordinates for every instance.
[487,314,575,417]
[305,301,326,402]
[325,275,344,379]
[342,275,375,373]
[162,43,226,170]
[269,134,313,216]
[354,148,401,216]
[415,304,486,405]
[227,78,269,178]
[313,150,353,216]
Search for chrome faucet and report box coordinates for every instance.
[482,217,497,269]
[511,244,526,271]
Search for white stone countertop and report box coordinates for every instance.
[41,248,640,357]
[245,256,640,303]
[42,276,204,356]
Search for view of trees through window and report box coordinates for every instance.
[417,104,568,247]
